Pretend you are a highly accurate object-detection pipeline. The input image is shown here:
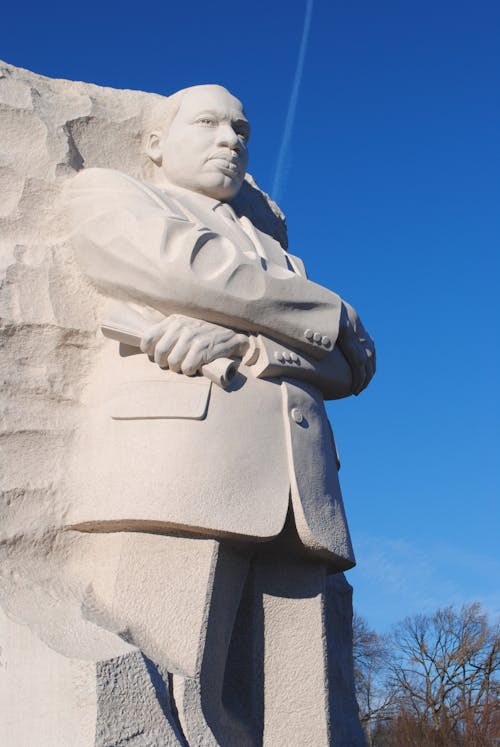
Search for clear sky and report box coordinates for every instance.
[3,0,498,631]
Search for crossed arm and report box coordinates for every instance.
[65,167,376,399]
[140,302,375,398]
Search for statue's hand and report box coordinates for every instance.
[337,302,376,395]
[140,314,249,376]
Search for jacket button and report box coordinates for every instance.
[313,332,322,343]
[304,329,313,339]
[290,352,299,363]
[291,407,304,424]
[274,351,284,363]
[322,335,331,348]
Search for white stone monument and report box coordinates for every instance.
[0,62,375,746]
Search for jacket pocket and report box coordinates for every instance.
[109,378,211,420]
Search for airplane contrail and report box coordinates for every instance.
[272,0,314,203]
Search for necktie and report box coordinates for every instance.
[215,201,237,223]
[215,203,268,263]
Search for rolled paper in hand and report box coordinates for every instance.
[199,356,238,389]
[100,306,238,390]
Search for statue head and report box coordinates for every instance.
[146,84,250,201]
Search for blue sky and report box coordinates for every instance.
[3,0,498,631]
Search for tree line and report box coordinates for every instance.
[353,602,499,746]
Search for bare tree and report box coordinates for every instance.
[353,613,395,745]
[385,602,500,746]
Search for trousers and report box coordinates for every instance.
[82,511,364,746]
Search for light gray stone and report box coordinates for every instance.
[0,63,374,745]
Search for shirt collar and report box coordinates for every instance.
[157,182,227,213]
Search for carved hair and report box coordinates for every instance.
[146,88,189,138]
[140,88,190,179]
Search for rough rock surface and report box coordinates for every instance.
[0,60,188,745]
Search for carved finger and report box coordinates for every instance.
[181,339,207,376]
[367,357,376,384]
[363,348,375,385]
[343,340,364,395]
[140,321,170,356]
[353,366,368,396]
[166,329,195,372]
[154,327,182,367]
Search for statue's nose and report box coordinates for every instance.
[216,123,241,151]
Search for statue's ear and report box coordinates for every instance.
[146,131,162,166]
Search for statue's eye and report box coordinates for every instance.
[196,117,216,126]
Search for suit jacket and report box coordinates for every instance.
[64,168,357,570]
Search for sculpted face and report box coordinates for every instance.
[151,85,250,201]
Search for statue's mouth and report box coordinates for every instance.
[208,151,242,174]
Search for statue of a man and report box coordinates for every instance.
[65,84,375,746]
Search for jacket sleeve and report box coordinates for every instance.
[64,168,342,360]
[248,334,353,400]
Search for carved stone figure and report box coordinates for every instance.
[0,66,374,746]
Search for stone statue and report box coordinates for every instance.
[0,66,374,746]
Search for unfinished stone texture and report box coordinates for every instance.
[0,62,373,745]
[0,60,183,746]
